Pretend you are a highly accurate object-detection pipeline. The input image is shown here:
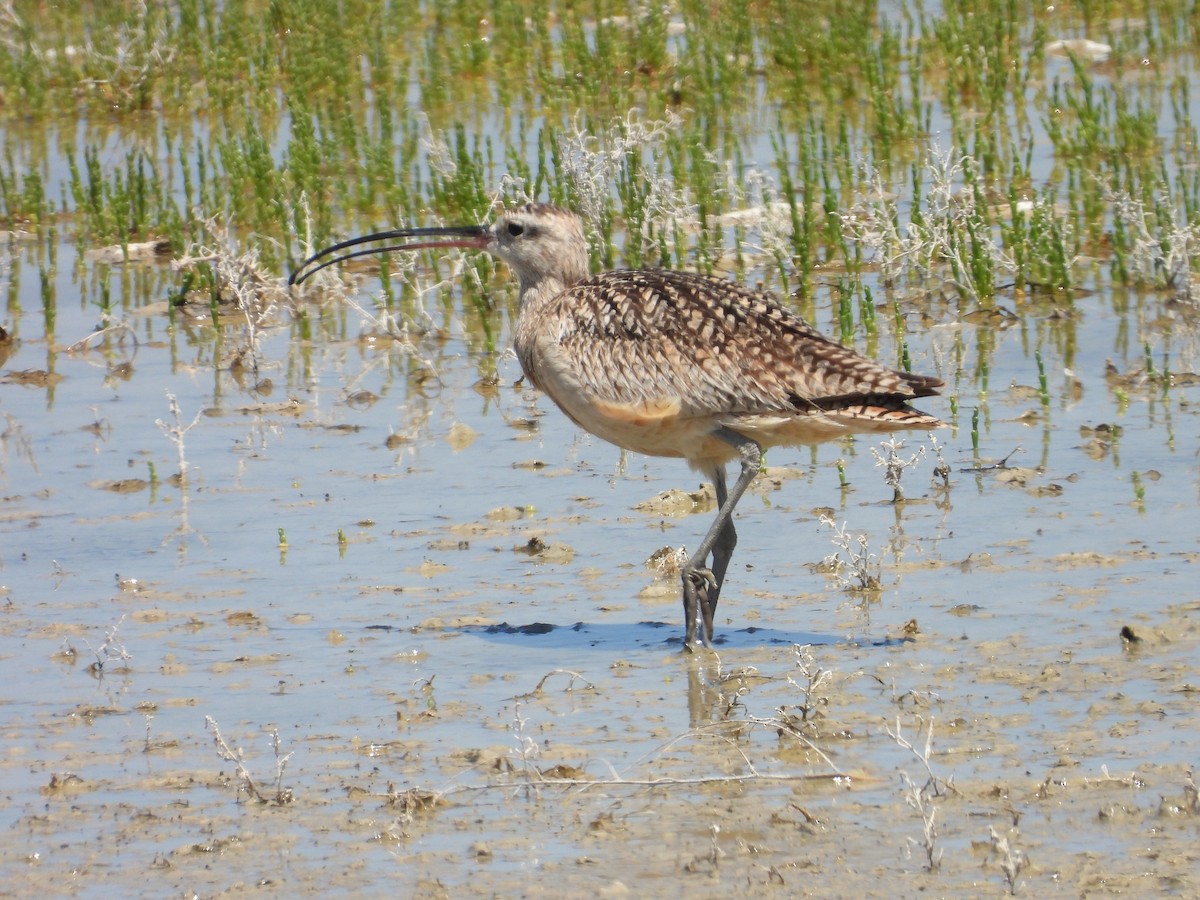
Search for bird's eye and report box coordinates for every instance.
[506,222,524,237]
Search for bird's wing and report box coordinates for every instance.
[534,269,941,420]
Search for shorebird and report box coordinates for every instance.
[290,203,943,650]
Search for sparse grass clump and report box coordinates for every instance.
[204,715,294,805]
[80,614,132,676]
[871,436,925,503]
[987,825,1029,895]
[819,514,881,595]
[888,715,957,873]
[778,644,832,737]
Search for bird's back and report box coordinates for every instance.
[514,268,942,468]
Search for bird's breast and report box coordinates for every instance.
[514,316,728,462]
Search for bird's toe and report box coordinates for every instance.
[684,566,717,593]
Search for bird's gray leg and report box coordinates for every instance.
[682,429,762,651]
[700,465,736,645]
[682,469,726,650]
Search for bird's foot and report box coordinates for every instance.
[685,566,717,596]
[682,566,717,652]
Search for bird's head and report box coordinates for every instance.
[288,203,589,295]
[487,204,589,292]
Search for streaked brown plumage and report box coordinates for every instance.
[291,203,943,650]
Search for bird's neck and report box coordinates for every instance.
[513,246,588,313]
[517,279,561,318]
[517,272,576,313]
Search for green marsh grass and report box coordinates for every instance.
[1131,469,1146,505]
[1,0,1199,473]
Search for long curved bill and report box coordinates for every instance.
[288,225,490,286]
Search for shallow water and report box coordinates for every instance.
[3,230,1198,894]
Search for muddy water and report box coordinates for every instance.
[1,238,1197,896]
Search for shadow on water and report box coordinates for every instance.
[443,619,868,650]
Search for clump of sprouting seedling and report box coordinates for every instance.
[846,146,1076,301]
[143,712,156,752]
[418,114,491,219]
[77,14,178,111]
[731,165,808,293]
[204,716,294,805]
[142,711,179,754]
[156,393,208,554]
[844,150,987,300]
[1106,185,1200,302]
[552,110,716,271]
[888,715,957,798]
[836,458,849,489]
[987,825,1028,895]
[901,767,942,872]
[507,703,542,797]
[1131,470,1146,508]
[80,614,132,677]
[288,193,466,365]
[155,392,200,488]
[682,824,726,875]
[173,216,289,376]
[819,514,881,594]
[928,433,950,490]
[0,412,33,470]
[1181,771,1200,816]
[777,644,833,737]
[510,703,539,765]
[871,435,926,502]
[887,715,957,873]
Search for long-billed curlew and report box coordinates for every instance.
[290,203,943,650]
